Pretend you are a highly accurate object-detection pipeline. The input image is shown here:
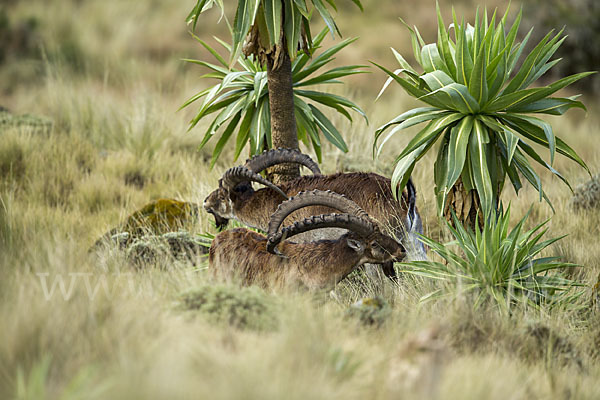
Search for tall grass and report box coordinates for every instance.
[0,0,599,398]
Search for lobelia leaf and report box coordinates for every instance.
[392,48,419,77]
[399,18,424,66]
[421,44,450,74]
[491,71,596,112]
[284,0,303,60]
[504,114,556,164]
[249,99,264,154]
[502,29,555,95]
[435,132,451,213]
[469,119,494,216]
[253,71,268,107]
[292,0,309,17]
[312,0,340,37]
[511,147,544,202]
[263,0,282,47]
[375,110,450,158]
[519,32,566,90]
[498,127,519,165]
[391,151,418,199]
[419,82,480,114]
[372,62,448,108]
[469,41,488,105]
[189,33,229,68]
[446,116,474,192]
[516,139,573,192]
[455,20,474,86]
[395,114,463,161]
[211,112,242,168]
[500,114,589,173]
[309,104,348,152]
[294,37,359,81]
[420,70,455,91]
[295,65,366,87]
[233,105,255,161]
[507,96,586,115]
[232,0,261,63]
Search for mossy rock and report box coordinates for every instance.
[180,285,279,331]
[0,109,53,134]
[93,199,208,267]
[121,198,200,236]
[570,175,600,211]
[345,297,391,327]
[94,198,200,248]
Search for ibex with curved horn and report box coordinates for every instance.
[203,148,426,262]
[209,191,406,290]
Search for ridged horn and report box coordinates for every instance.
[266,213,375,254]
[244,148,321,175]
[267,190,371,238]
[221,166,288,199]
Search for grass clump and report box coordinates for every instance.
[446,306,582,369]
[571,174,600,211]
[0,134,26,184]
[180,285,279,332]
[344,297,391,327]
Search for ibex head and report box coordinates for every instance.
[203,148,321,230]
[266,190,406,264]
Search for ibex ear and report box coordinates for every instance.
[346,238,364,253]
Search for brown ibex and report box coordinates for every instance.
[203,148,426,263]
[208,191,406,290]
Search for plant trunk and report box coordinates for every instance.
[443,176,484,231]
[266,51,300,184]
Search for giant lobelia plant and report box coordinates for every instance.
[400,207,583,313]
[182,29,366,168]
[374,5,595,228]
[187,0,363,183]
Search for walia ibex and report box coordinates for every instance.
[209,191,406,289]
[203,148,426,263]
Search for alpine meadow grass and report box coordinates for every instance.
[1,1,599,399]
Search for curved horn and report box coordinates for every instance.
[244,148,321,175]
[221,166,288,199]
[267,190,371,238]
[266,213,375,254]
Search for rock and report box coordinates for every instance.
[119,198,200,236]
[570,175,600,211]
[91,199,209,268]
[105,230,210,268]
[93,198,200,249]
